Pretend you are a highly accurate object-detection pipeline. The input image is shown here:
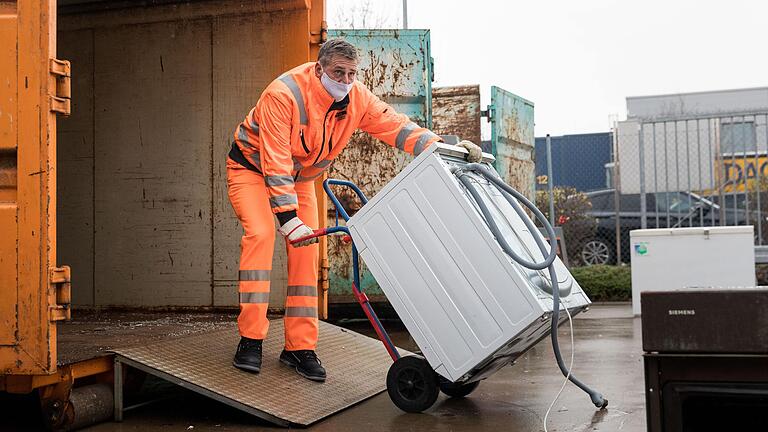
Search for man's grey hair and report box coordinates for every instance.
[318,38,358,66]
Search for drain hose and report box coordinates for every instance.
[452,163,607,409]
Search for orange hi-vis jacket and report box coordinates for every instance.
[231,62,441,215]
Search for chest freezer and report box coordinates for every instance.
[630,226,756,316]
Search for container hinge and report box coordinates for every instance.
[310,20,328,45]
[430,56,435,82]
[319,257,330,292]
[49,266,71,322]
[49,58,71,116]
[482,104,495,122]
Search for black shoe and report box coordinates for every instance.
[233,337,263,373]
[279,349,326,382]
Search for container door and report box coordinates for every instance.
[0,0,70,375]
[489,86,535,200]
[325,29,433,300]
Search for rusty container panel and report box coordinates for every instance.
[490,86,535,200]
[431,85,481,144]
[325,29,433,300]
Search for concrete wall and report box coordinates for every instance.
[57,1,311,307]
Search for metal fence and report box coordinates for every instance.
[538,112,768,266]
[536,133,618,266]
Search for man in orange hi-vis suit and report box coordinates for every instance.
[227,39,482,381]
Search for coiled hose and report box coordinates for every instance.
[452,163,608,409]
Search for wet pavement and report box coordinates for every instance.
[3,303,645,431]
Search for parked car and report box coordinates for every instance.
[578,189,762,265]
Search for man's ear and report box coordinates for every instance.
[314,62,323,78]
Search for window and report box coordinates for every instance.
[721,122,756,154]
[619,194,640,212]
[655,192,694,213]
[714,194,747,210]
[619,193,656,213]
[588,193,612,211]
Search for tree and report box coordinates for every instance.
[535,187,597,266]
[330,0,400,29]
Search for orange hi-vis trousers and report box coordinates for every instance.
[226,158,319,351]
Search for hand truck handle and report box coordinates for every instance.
[322,179,369,222]
[288,226,352,245]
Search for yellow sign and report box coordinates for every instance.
[722,155,768,193]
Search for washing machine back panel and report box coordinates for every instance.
[348,144,590,381]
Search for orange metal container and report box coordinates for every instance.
[1,0,326,395]
[0,0,70,377]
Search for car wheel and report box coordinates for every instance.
[581,239,614,265]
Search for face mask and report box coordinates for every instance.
[320,70,353,102]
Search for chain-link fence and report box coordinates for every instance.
[537,112,768,267]
[535,133,616,266]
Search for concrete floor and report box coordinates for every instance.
[3,303,645,431]
[56,310,238,366]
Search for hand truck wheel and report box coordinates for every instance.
[386,355,439,413]
[439,379,480,398]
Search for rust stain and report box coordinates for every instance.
[327,44,416,278]
[504,156,535,200]
[502,109,522,146]
[327,131,410,279]
[494,97,535,200]
[431,85,481,143]
[324,33,433,285]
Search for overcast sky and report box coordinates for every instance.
[326,0,768,138]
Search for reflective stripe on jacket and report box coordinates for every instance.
[232,62,441,214]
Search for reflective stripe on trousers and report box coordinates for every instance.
[226,158,319,350]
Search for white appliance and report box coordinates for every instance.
[347,143,591,383]
[630,226,756,316]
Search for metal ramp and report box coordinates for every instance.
[112,320,396,426]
